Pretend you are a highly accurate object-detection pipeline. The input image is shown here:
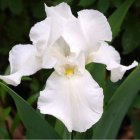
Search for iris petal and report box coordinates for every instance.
[38,70,103,132]
[78,10,112,42]
[45,2,74,19]
[91,42,138,82]
[0,44,41,86]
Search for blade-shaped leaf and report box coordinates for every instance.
[78,0,96,7]
[129,109,140,139]
[0,82,60,139]
[108,0,135,38]
[122,22,140,54]
[86,63,106,89]
[92,65,140,139]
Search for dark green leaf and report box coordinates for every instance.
[86,63,106,89]
[0,125,10,139]
[129,109,140,139]
[11,113,21,133]
[53,0,72,5]
[78,0,96,7]
[109,0,135,38]
[112,0,123,8]
[132,94,140,109]
[1,107,11,121]
[27,93,39,105]
[54,119,72,139]
[0,0,9,10]
[30,2,45,19]
[104,78,121,105]
[97,0,109,14]
[93,65,140,139]
[122,23,140,54]
[0,82,60,139]
[8,0,23,15]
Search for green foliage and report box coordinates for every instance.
[132,94,140,109]
[108,0,135,38]
[129,109,140,139]
[0,82,60,139]
[122,22,140,54]
[97,0,109,13]
[78,0,96,7]
[0,0,23,15]
[30,2,45,19]
[86,63,106,89]
[93,64,140,139]
[0,0,140,139]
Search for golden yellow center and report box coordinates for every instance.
[65,68,74,75]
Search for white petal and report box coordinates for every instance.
[62,19,87,53]
[38,70,103,132]
[91,42,138,82]
[42,37,86,75]
[78,10,112,42]
[62,19,101,58]
[45,2,74,19]
[42,50,57,69]
[29,19,51,54]
[110,61,138,82]
[42,37,70,69]
[30,18,64,55]
[91,42,120,66]
[0,72,22,86]
[0,44,41,86]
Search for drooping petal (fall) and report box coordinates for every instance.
[90,42,138,82]
[0,44,41,86]
[38,70,103,132]
[109,61,138,82]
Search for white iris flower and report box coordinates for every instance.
[0,2,138,132]
[37,37,104,132]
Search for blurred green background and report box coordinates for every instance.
[0,0,140,139]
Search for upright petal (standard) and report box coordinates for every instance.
[45,2,74,19]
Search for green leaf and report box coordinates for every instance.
[54,119,72,139]
[0,82,60,139]
[78,0,96,7]
[30,2,45,19]
[108,0,135,38]
[0,125,10,139]
[54,120,65,138]
[112,0,123,8]
[53,0,72,5]
[97,0,110,14]
[0,0,9,10]
[11,113,21,133]
[86,63,106,89]
[122,23,140,54]
[132,94,140,109]
[93,65,140,139]
[104,78,121,105]
[0,107,11,121]
[27,93,39,105]
[8,0,23,15]
[129,109,140,139]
